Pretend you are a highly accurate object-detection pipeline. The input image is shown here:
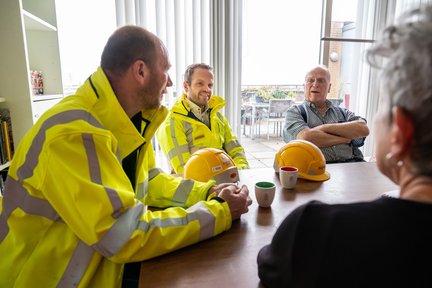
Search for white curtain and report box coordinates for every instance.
[358,0,396,158]
[210,0,243,135]
[395,0,432,16]
[114,0,242,133]
[361,0,430,158]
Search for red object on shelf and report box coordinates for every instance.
[31,70,44,95]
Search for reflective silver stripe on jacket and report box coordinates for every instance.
[137,201,216,241]
[0,110,134,285]
[136,167,163,200]
[136,178,148,201]
[57,240,95,287]
[0,178,63,241]
[137,169,194,207]
[232,151,246,159]
[223,139,242,154]
[166,118,188,166]
[0,110,104,242]
[82,133,123,217]
[183,120,194,150]
[181,120,202,154]
[148,167,163,181]
[172,179,194,206]
[92,202,145,258]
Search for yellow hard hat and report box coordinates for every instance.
[184,148,240,184]
[274,140,330,181]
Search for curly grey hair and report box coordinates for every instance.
[367,4,432,176]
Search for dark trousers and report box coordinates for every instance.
[122,262,141,288]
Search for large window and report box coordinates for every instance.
[320,0,394,157]
[320,0,384,112]
[320,0,372,105]
[320,0,432,157]
[56,0,429,159]
[56,0,116,95]
[241,0,321,106]
[242,0,322,86]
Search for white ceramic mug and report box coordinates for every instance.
[279,166,298,189]
[255,181,276,208]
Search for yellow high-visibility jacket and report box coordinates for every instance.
[0,68,232,287]
[156,94,249,174]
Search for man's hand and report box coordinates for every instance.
[217,184,252,220]
[207,183,238,198]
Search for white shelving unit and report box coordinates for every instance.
[0,162,11,172]
[23,10,57,31]
[0,0,63,146]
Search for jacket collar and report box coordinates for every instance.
[171,93,226,116]
[78,67,168,159]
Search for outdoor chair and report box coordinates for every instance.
[265,99,292,140]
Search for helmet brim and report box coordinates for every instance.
[299,171,331,181]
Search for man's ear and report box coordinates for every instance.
[390,106,414,158]
[183,81,189,93]
[132,60,149,84]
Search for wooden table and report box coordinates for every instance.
[139,162,398,288]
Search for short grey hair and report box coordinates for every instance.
[184,63,213,84]
[367,4,432,176]
[304,65,331,82]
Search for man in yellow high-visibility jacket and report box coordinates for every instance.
[156,63,249,174]
[0,26,251,288]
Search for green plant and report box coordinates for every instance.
[287,91,297,100]
[256,86,272,101]
[272,91,287,99]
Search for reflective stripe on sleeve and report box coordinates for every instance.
[82,133,123,217]
[223,139,242,154]
[1,110,105,241]
[137,201,216,241]
[0,110,128,285]
[92,202,145,258]
[148,167,163,180]
[172,179,194,206]
[0,178,63,242]
[232,152,246,159]
[136,167,163,199]
[188,202,216,240]
[136,181,146,200]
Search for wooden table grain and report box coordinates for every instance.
[139,162,398,288]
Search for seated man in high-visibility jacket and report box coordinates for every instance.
[156,63,249,174]
[0,26,251,288]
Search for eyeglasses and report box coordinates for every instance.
[305,77,327,85]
